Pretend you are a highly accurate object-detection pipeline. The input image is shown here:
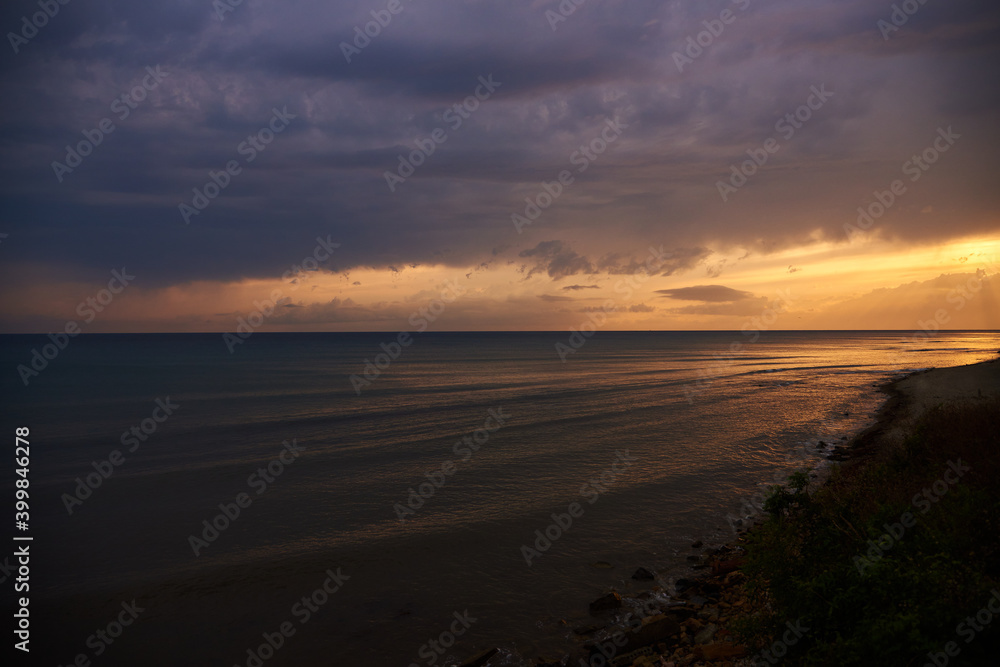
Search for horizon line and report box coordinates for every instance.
[1,329,999,336]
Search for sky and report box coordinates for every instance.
[1,0,998,333]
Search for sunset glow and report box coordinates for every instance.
[2,0,998,334]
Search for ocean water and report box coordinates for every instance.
[2,331,998,666]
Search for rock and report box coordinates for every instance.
[827,446,851,461]
[697,607,719,622]
[623,613,681,652]
[724,571,746,586]
[632,567,656,581]
[673,578,691,593]
[668,606,696,620]
[693,623,718,645]
[459,647,499,667]
[700,582,721,596]
[690,540,703,549]
[589,591,623,615]
[711,558,745,575]
[693,643,747,660]
[682,618,703,633]
[592,561,614,569]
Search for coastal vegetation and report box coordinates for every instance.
[735,398,1000,665]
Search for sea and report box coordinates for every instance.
[1,331,998,666]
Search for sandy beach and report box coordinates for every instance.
[891,357,1000,431]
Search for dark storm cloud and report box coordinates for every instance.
[587,246,710,277]
[1,0,998,293]
[519,240,595,280]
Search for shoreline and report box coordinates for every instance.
[483,355,1000,667]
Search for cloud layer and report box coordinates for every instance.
[1,0,998,330]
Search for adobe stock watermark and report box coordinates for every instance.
[394,408,509,522]
[232,568,350,667]
[384,75,502,192]
[923,590,1000,667]
[16,268,135,387]
[52,66,169,183]
[51,600,145,664]
[520,450,635,566]
[545,0,589,31]
[213,0,251,21]
[349,279,466,395]
[725,465,806,535]
[61,398,180,515]
[844,126,960,241]
[556,245,671,362]
[187,439,304,556]
[511,117,629,233]
[340,0,411,63]
[750,619,810,666]
[223,290,288,352]
[580,595,675,666]
[7,0,73,55]
[406,610,478,667]
[877,0,932,41]
[682,289,795,403]
[178,106,297,224]
[223,235,341,353]
[910,259,998,341]
[717,85,834,202]
[853,459,969,576]
[672,0,752,72]
[724,415,851,534]
[12,546,29,653]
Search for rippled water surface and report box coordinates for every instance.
[2,331,997,665]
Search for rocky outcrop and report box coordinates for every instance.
[588,591,624,615]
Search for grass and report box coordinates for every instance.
[733,398,1000,666]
